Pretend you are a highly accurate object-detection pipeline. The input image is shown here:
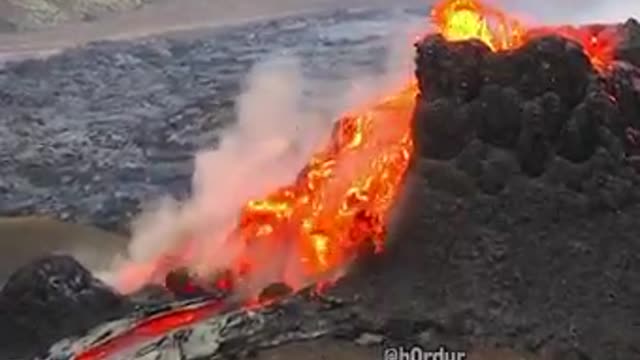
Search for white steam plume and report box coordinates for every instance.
[100,12,424,295]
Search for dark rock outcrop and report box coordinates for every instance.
[617,18,640,67]
[413,31,640,202]
[376,27,640,360]
[0,255,131,359]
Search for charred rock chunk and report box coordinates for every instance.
[164,267,226,300]
[415,34,490,102]
[478,149,519,195]
[412,160,476,197]
[455,139,488,179]
[557,104,600,162]
[583,89,622,132]
[616,18,640,67]
[517,101,552,176]
[606,65,640,143]
[414,32,639,181]
[475,85,522,148]
[0,255,130,359]
[509,35,593,106]
[412,96,475,160]
[537,91,570,143]
[129,284,175,315]
[259,282,293,303]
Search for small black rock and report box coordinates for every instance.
[0,255,131,359]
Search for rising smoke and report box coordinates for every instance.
[100,11,424,295]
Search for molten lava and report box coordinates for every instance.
[431,0,525,51]
[77,1,627,358]
[226,85,416,288]
[431,0,621,72]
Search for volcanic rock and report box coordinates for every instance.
[414,33,640,198]
[617,18,640,67]
[259,282,294,302]
[0,255,131,359]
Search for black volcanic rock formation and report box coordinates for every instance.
[329,32,640,359]
[0,255,131,359]
[414,32,640,182]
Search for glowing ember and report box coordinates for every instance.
[431,0,525,51]
[431,0,621,71]
[82,1,627,358]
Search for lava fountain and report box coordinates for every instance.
[80,0,626,358]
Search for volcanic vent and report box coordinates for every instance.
[31,1,640,359]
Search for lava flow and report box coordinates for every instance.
[76,1,626,359]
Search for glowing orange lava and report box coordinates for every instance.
[76,1,625,359]
[219,84,417,293]
[431,0,525,51]
[431,0,621,72]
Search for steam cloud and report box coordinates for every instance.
[498,0,639,25]
[100,12,424,295]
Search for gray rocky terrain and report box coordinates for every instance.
[0,6,426,232]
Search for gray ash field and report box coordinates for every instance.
[0,6,425,232]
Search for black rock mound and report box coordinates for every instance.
[0,255,131,359]
[327,30,640,360]
[413,32,640,171]
[410,30,640,205]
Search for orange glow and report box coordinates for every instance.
[227,84,417,286]
[431,0,620,72]
[529,24,621,72]
[431,0,525,51]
